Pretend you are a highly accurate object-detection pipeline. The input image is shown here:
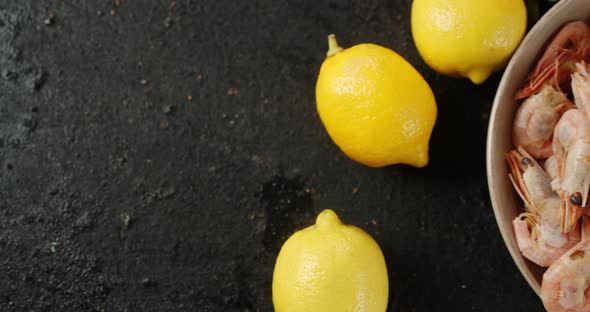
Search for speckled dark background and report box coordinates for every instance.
[0,0,551,311]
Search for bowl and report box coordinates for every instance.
[486,0,590,296]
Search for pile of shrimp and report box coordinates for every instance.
[508,21,590,311]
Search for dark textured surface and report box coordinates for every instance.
[0,0,545,311]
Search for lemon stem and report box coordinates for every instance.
[316,209,342,227]
[326,34,343,57]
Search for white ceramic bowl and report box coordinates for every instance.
[486,0,590,296]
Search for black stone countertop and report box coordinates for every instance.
[0,1,550,311]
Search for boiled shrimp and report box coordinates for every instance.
[513,85,569,159]
[552,109,590,233]
[516,21,590,100]
[572,62,590,117]
[552,64,590,233]
[507,147,580,267]
[541,216,590,312]
[508,22,590,309]
[545,155,560,182]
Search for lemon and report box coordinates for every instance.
[411,0,527,84]
[316,35,437,168]
[272,209,389,312]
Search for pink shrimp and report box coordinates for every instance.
[516,21,590,100]
[545,155,560,182]
[507,147,581,267]
[513,85,569,159]
[552,109,590,233]
[572,62,590,118]
[552,63,590,233]
[541,216,590,311]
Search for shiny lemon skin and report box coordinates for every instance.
[316,42,437,168]
[272,209,389,312]
[411,0,527,84]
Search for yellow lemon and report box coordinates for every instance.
[316,35,437,168]
[411,0,527,84]
[272,209,389,312]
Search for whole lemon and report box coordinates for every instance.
[272,209,389,312]
[316,35,437,168]
[411,0,527,84]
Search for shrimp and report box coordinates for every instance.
[516,21,590,100]
[552,64,590,233]
[546,155,560,182]
[541,216,590,312]
[507,147,581,267]
[552,109,590,233]
[572,62,590,118]
[513,85,569,159]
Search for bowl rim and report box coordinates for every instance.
[486,0,577,298]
